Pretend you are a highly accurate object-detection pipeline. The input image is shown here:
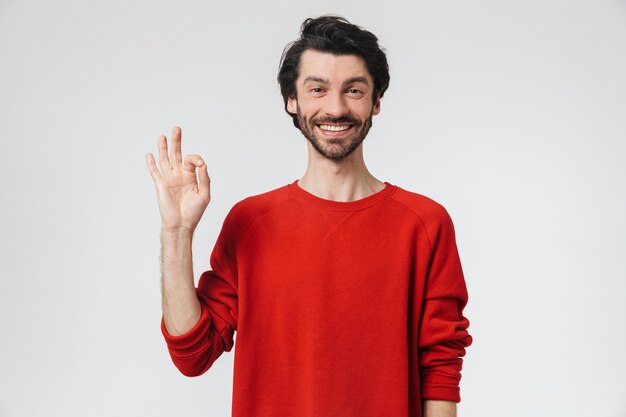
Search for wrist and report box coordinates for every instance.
[161,227,194,239]
[423,400,457,417]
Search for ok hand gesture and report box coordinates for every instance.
[146,126,210,233]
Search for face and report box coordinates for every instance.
[287,50,381,161]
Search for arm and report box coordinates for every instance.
[159,228,239,376]
[147,126,234,376]
[146,126,209,336]
[160,229,201,336]
[418,207,472,403]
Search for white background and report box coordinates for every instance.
[1,1,625,416]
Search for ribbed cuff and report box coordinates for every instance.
[421,383,461,403]
[161,302,212,354]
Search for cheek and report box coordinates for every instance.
[297,101,321,119]
[355,100,376,115]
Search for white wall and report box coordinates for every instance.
[1,1,624,416]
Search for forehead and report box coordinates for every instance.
[296,49,372,85]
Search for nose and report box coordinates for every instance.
[322,91,350,118]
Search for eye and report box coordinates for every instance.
[346,88,365,97]
[310,87,324,94]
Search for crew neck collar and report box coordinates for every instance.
[287,179,396,211]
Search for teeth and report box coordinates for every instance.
[319,124,350,132]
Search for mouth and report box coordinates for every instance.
[316,124,354,137]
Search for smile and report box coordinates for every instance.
[318,124,352,132]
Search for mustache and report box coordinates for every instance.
[311,116,361,126]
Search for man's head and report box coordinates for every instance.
[277,16,390,161]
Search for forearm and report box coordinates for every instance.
[160,229,202,336]
[423,400,456,417]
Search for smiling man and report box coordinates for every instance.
[287,50,379,161]
[147,15,472,417]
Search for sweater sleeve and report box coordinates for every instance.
[160,208,239,377]
[417,207,472,402]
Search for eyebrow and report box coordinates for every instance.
[343,76,370,86]
[302,76,370,86]
[302,76,328,85]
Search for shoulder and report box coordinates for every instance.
[388,185,460,247]
[221,183,292,236]
[231,183,292,216]
[388,185,453,226]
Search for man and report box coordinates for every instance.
[146,15,472,417]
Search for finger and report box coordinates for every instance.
[170,126,183,172]
[157,135,171,173]
[145,153,163,183]
[183,154,203,174]
[197,161,211,201]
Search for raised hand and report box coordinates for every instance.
[146,126,210,233]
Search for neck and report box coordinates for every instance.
[297,142,385,202]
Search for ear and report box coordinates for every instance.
[287,96,297,114]
[372,96,381,116]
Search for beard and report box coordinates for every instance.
[296,105,374,161]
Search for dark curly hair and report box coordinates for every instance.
[277,15,390,129]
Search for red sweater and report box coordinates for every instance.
[161,180,472,417]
